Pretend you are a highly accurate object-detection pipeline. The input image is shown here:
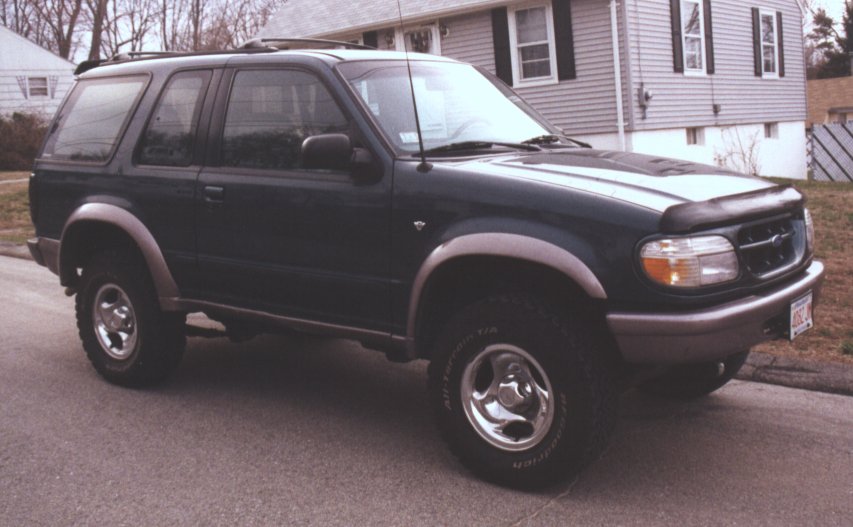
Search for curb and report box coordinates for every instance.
[1,242,851,396]
[0,241,31,260]
[736,351,853,397]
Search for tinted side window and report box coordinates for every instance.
[138,70,211,166]
[43,76,146,162]
[221,70,348,170]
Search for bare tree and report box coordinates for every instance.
[86,0,107,60]
[101,0,157,56]
[30,0,84,59]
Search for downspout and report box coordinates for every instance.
[609,0,626,151]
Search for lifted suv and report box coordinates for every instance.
[29,42,823,488]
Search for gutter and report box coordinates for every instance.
[609,0,626,151]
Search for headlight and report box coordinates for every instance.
[804,208,815,255]
[640,235,739,287]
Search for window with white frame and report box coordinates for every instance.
[28,77,49,97]
[759,10,778,77]
[508,3,558,86]
[681,0,705,73]
[395,24,441,55]
[686,127,704,145]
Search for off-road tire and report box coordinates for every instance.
[76,250,185,387]
[427,294,617,489]
[637,350,749,400]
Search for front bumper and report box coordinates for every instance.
[607,260,825,364]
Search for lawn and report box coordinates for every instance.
[1,171,850,363]
[754,178,853,364]
[0,171,32,244]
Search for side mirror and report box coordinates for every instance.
[302,133,352,170]
[301,133,380,182]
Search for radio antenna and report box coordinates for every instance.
[395,0,431,172]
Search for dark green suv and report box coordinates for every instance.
[28,42,823,488]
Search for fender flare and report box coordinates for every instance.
[60,203,180,302]
[407,233,607,340]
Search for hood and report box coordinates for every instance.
[451,149,777,213]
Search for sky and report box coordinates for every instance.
[811,0,846,27]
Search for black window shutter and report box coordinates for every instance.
[491,8,513,86]
[670,0,684,73]
[777,11,785,77]
[553,0,576,80]
[751,8,762,76]
[703,0,714,74]
[362,31,378,49]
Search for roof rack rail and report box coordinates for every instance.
[72,38,373,76]
[241,37,375,50]
[109,51,179,61]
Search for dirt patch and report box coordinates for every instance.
[0,171,29,182]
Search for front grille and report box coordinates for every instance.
[737,216,798,277]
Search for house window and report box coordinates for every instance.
[28,77,49,97]
[759,10,778,77]
[395,25,441,55]
[686,127,704,145]
[764,122,778,139]
[508,3,558,86]
[680,0,705,73]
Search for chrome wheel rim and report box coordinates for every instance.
[460,344,554,452]
[92,284,138,360]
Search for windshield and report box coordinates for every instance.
[338,60,553,153]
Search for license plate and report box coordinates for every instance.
[790,291,814,341]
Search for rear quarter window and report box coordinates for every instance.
[42,75,147,163]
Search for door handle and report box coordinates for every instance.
[203,185,225,203]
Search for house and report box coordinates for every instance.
[807,75,853,127]
[0,25,75,118]
[259,0,808,178]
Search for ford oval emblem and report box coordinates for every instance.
[771,234,783,248]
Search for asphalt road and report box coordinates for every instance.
[1,254,851,526]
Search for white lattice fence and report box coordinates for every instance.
[810,123,853,183]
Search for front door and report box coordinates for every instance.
[194,67,391,332]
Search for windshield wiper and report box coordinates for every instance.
[420,141,540,155]
[522,133,591,148]
[522,134,561,145]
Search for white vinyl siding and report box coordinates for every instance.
[624,0,804,130]
[439,0,620,136]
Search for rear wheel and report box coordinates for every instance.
[427,294,617,489]
[637,350,749,399]
[76,251,185,387]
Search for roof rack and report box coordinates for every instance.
[73,37,375,75]
[241,37,375,50]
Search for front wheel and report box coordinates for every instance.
[637,350,749,399]
[76,251,185,387]
[427,295,617,489]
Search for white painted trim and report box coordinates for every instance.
[507,1,559,88]
[758,8,780,79]
[609,0,626,151]
[394,23,442,55]
[680,0,707,75]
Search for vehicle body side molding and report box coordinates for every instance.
[407,233,607,340]
[61,203,180,305]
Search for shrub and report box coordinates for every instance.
[0,112,48,171]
